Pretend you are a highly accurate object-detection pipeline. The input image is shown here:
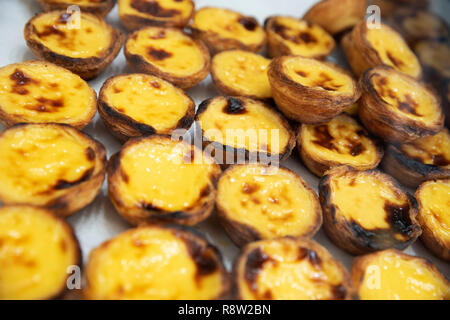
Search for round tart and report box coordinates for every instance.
[24,10,123,80]
[0,124,106,217]
[211,50,272,100]
[268,56,360,124]
[387,8,449,46]
[234,237,353,300]
[302,0,366,35]
[99,73,195,142]
[319,166,421,255]
[382,129,450,188]
[216,164,322,247]
[351,249,449,300]
[0,205,81,300]
[298,114,383,177]
[118,0,194,30]
[37,0,116,17]
[195,96,295,166]
[264,16,335,59]
[107,135,221,226]
[190,7,266,54]
[416,179,450,261]
[124,26,210,89]
[0,60,96,129]
[84,225,230,299]
[342,21,422,79]
[414,40,450,86]
[359,66,444,143]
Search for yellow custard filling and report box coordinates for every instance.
[192,7,265,46]
[0,62,94,124]
[366,24,421,78]
[85,227,223,300]
[217,165,318,239]
[418,180,450,240]
[0,125,95,205]
[126,27,205,76]
[358,251,449,300]
[0,206,78,300]
[330,171,408,230]
[269,17,334,57]
[119,0,193,20]
[116,139,217,211]
[283,57,354,94]
[29,11,111,58]
[198,97,290,154]
[302,115,379,166]
[102,74,191,132]
[400,129,450,167]
[371,71,441,122]
[241,240,346,300]
[212,50,272,99]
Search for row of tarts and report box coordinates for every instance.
[0,0,448,299]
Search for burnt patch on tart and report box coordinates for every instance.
[53,167,94,190]
[222,97,247,115]
[130,0,180,17]
[244,247,275,293]
[10,69,39,95]
[147,47,172,60]
[238,17,258,31]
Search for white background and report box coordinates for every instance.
[0,0,448,281]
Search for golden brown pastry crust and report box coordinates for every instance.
[37,0,116,17]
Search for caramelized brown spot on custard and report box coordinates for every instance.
[312,125,337,151]
[57,13,72,24]
[314,72,342,91]
[384,201,415,236]
[131,0,180,17]
[244,247,275,293]
[242,182,260,194]
[147,47,172,60]
[331,284,347,300]
[36,24,66,38]
[149,80,161,89]
[10,69,39,95]
[85,147,95,161]
[349,142,364,156]
[25,97,65,113]
[53,167,94,190]
[150,30,166,39]
[386,51,404,68]
[397,94,421,116]
[176,232,218,281]
[296,70,308,77]
[222,97,247,114]
[238,17,258,31]
[272,22,316,44]
[298,247,322,269]
[299,32,317,44]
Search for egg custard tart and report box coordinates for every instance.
[0,61,96,129]
[0,124,106,217]
[99,73,195,142]
[0,205,81,300]
[84,225,230,299]
[298,114,383,177]
[190,7,266,54]
[37,0,116,17]
[108,135,221,226]
[268,56,360,124]
[124,27,210,89]
[359,66,444,143]
[264,16,335,59]
[414,40,450,87]
[319,166,421,255]
[351,249,449,300]
[387,8,449,46]
[342,21,422,79]
[118,0,194,30]
[211,50,272,100]
[24,10,123,80]
[216,164,322,247]
[234,237,353,300]
[195,96,295,166]
[382,129,450,188]
[416,179,450,261]
[303,0,366,35]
